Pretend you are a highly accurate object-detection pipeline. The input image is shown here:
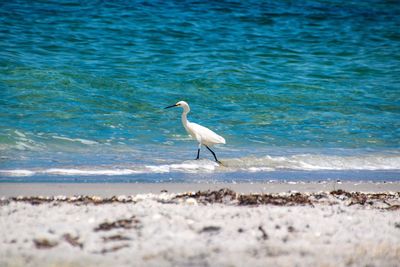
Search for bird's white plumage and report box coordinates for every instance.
[165,100,225,163]
[185,122,226,146]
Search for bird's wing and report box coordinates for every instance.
[188,122,226,145]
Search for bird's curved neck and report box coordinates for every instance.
[181,109,189,127]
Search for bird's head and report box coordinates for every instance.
[164,101,190,112]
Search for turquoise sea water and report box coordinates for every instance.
[1,0,399,182]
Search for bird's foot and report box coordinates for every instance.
[216,160,224,166]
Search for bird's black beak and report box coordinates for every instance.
[164,104,177,109]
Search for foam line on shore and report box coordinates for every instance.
[1,153,400,178]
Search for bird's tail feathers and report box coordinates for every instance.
[219,136,226,144]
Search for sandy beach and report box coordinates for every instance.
[1,182,399,267]
[2,0,400,266]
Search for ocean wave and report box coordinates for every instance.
[51,136,99,145]
[0,168,139,177]
[221,154,400,171]
[1,154,399,177]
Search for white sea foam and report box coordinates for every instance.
[43,168,139,176]
[145,161,219,173]
[145,165,170,173]
[15,142,36,151]
[219,154,400,171]
[52,136,98,145]
[0,170,36,177]
[0,169,139,177]
[170,161,218,172]
[14,130,26,138]
[1,154,399,177]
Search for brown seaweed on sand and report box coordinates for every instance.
[33,238,58,249]
[4,189,399,210]
[330,190,400,208]
[175,188,312,206]
[9,195,136,205]
[94,215,140,231]
[99,244,130,254]
[199,226,221,234]
[258,226,268,240]
[102,235,131,242]
[174,188,237,204]
[62,233,83,248]
[238,192,312,206]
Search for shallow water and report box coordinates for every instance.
[1,1,399,182]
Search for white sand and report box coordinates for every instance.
[1,189,399,267]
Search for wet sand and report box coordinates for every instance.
[1,181,400,197]
[1,183,399,267]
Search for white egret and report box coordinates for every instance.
[165,101,225,163]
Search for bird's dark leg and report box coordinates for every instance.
[195,144,201,160]
[205,145,221,164]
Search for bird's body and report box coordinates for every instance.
[184,122,226,146]
[165,101,225,163]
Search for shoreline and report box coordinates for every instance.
[1,181,400,197]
